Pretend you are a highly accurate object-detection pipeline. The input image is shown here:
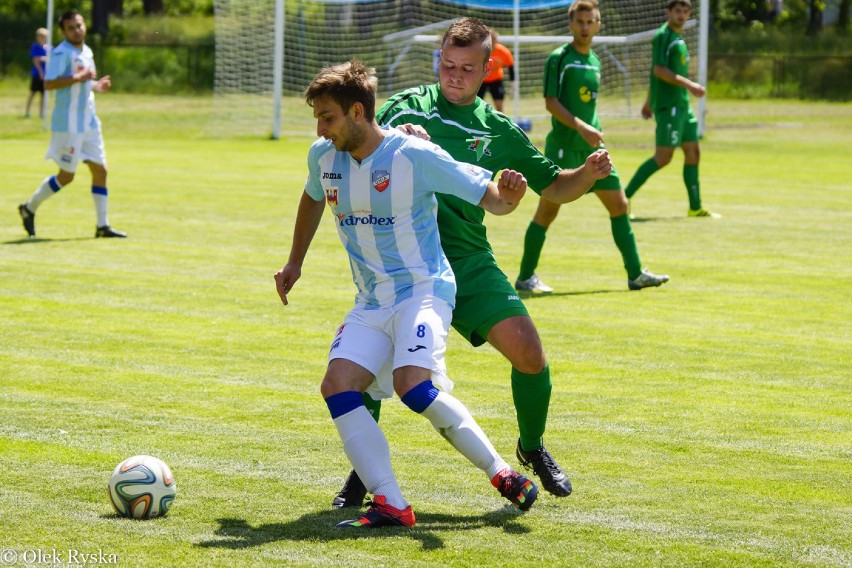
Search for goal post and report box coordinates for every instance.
[212,0,707,139]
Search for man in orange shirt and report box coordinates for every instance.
[477,29,514,112]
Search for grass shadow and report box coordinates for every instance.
[196,507,530,551]
[3,237,93,245]
[519,289,629,300]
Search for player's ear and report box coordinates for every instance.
[485,58,494,74]
[350,101,364,121]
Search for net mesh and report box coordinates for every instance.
[213,0,701,138]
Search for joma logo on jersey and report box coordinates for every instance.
[337,214,396,227]
[322,172,342,180]
[325,187,338,206]
[466,136,493,161]
[372,170,390,192]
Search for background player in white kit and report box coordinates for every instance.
[274,61,537,528]
[17,9,126,239]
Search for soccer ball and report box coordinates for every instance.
[108,455,176,519]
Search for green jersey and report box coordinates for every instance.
[377,83,561,261]
[543,43,602,152]
[649,23,690,110]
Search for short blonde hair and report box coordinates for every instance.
[569,1,600,21]
[36,28,49,39]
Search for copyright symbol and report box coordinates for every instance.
[0,549,17,565]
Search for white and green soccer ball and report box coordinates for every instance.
[108,455,176,519]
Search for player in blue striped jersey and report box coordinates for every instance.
[17,10,126,239]
[274,61,538,528]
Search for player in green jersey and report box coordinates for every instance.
[331,17,613,508]
[516,0,669,293]
[625,0,720,219]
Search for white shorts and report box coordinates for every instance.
[46,126,106,173]
[327,296,455,400]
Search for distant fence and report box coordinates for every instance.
[1,41,849,100]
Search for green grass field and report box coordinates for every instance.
[1,79,850,567]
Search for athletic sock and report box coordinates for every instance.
[683,164,701,210]
[362,392,382,422]
[511,365,552,452]
[27,175,63,212]
[610,213,642,280]
[325,391,407,510]
[624,158,660,199]
[92,186,108,227]
[518,221,547,281]
[402,381,509,480]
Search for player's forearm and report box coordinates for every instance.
[653,65,692,89]
[479,182,520,216]
[287,193,325,266]
[545,97,581,131]
[541,167,595,205]
[44,75,85,90]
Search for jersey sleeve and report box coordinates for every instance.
[377,86,430,128]
[303,140,327,202]
[543,48,561,98]
[652,28,668,68]
[505,128,561,194]
[44,47,70,81]
[408,141,490,206]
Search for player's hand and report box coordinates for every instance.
[75,68,96,82]
[274,264,301,306]
[94,75,112,93]
[688,82,706,98]
[579,122,605,148]
[641,100,652,120]
[396,123,430,141]
[496,169,527,204]
[584,149,612,180]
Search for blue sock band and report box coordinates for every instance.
[48,176,61,192]
[92,185,108,196]
[325,390,364,419]
[400,380,439,414]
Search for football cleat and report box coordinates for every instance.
[628,269,670,291]
[18,204,35,237]
[335,495,415,528]
[491,468,539,511]
[95,225,128,238]
[516,440,572,497]
[514,274,553,294]
[688,207,721,219]
[331,470,367,509]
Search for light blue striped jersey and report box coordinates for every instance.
[305,128,491,310]
[46,40,99,133]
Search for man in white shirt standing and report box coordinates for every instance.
[18,9,126,239]
[275,60,538,528]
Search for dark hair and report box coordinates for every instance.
[442,17,492,62]
[666,0,692,10]
[58,9,82,29]
[304,60,378,121]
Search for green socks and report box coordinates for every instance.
[684,164,701,210]
[518,221,548,281]
[362,392,381,422]
[625,158,660,199]
[611,213,642,280]
[512,365,552,452]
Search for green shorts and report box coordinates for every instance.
[545,146,620,191]
[450,252,529,347]
[654,105,699,147]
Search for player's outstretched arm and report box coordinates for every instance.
[274,191,325,306]
[653,65,705,97]
[479,169,527,216]
[540,149,612,205]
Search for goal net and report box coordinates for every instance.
[212,0,704,139]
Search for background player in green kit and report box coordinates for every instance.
[625,0,720,219]
[516,1,670,294]
[331,16,613,508]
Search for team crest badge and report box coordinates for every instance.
[466,136,492,162]
[325,187,338,206]
[372,170,390,192]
